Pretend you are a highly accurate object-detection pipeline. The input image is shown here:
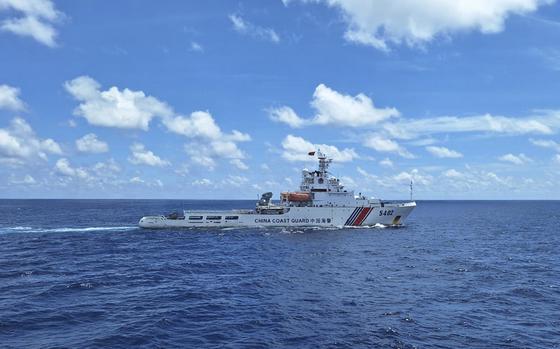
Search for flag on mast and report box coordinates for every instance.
[308,151,316,156]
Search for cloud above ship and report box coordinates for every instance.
[363,134,414,159]
[64,76,251,171]
[268,84,560,162]
[270,84,560,135]
[281,134,358,162]
[283,0,553,51]
[164,111,251,170]
[383,113,557,140]
[64,76,173,130]
[269,84,399,128]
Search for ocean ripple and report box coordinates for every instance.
[0,199,559,348]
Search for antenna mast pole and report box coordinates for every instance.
[410,180,413,201]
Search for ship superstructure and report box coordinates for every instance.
[139,151,416,228]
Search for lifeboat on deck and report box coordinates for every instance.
[281,192,311,202]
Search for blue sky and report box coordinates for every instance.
[1,0,560,199]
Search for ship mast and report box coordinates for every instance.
[316,149,332,175]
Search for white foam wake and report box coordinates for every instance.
[343,223,389,229]
[1,226,137,233]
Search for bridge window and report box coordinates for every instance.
[225,216,239,220]
[189,216,203,220]
[206,216,222,220]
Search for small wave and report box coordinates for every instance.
[1,226,137,234]
[274,225,390,233]
[344,223,388,229]
[279,226,341,233]
[280,228,305,234]
[66,282,94,289]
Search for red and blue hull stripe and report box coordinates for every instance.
[344,207,374,226]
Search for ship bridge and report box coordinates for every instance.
[281,150,357,207]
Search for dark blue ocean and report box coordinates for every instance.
[0,200,559,348]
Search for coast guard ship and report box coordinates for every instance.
[139,151,416,228]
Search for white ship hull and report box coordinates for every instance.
[139,201,416,229]
[139,151,417,230]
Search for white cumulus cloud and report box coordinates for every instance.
[281,134,358,162]
[64,77,252,171]
[530,138,560,152]
[363,135,414,158]
[55,158,89,179]
[192,178,213,186]
[0,84,25,111]
[129,176,163,187]
[222,175,249,187]
[269,84,399,128]
[268,106,306,128]
[0,117,61,163]
[357,166,378,180]
[163,111,224,139]
[190,41,204,52]
[310,84,399,127]
[289,0,553,51]
[0,0,63,47]
[393,169,433,186]
[426,146,463,158]
[270,85,560,140]
[64,76,173,130]
[76,133,109,153]
[129,176,145,184]
[230,158,249,170]
[379,158,393,168]
[10,174,36,185]
[92,159,120,175]
[229,14,280,43]
[383,113,557,140]
[443,169,463,178]
[438,167,517,191]
[128,143,170,167]
[164,111,251,170]
[498,153,532,165]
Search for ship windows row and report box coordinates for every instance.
[188,215,239,221]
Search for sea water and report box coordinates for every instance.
[0,200,559,348]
